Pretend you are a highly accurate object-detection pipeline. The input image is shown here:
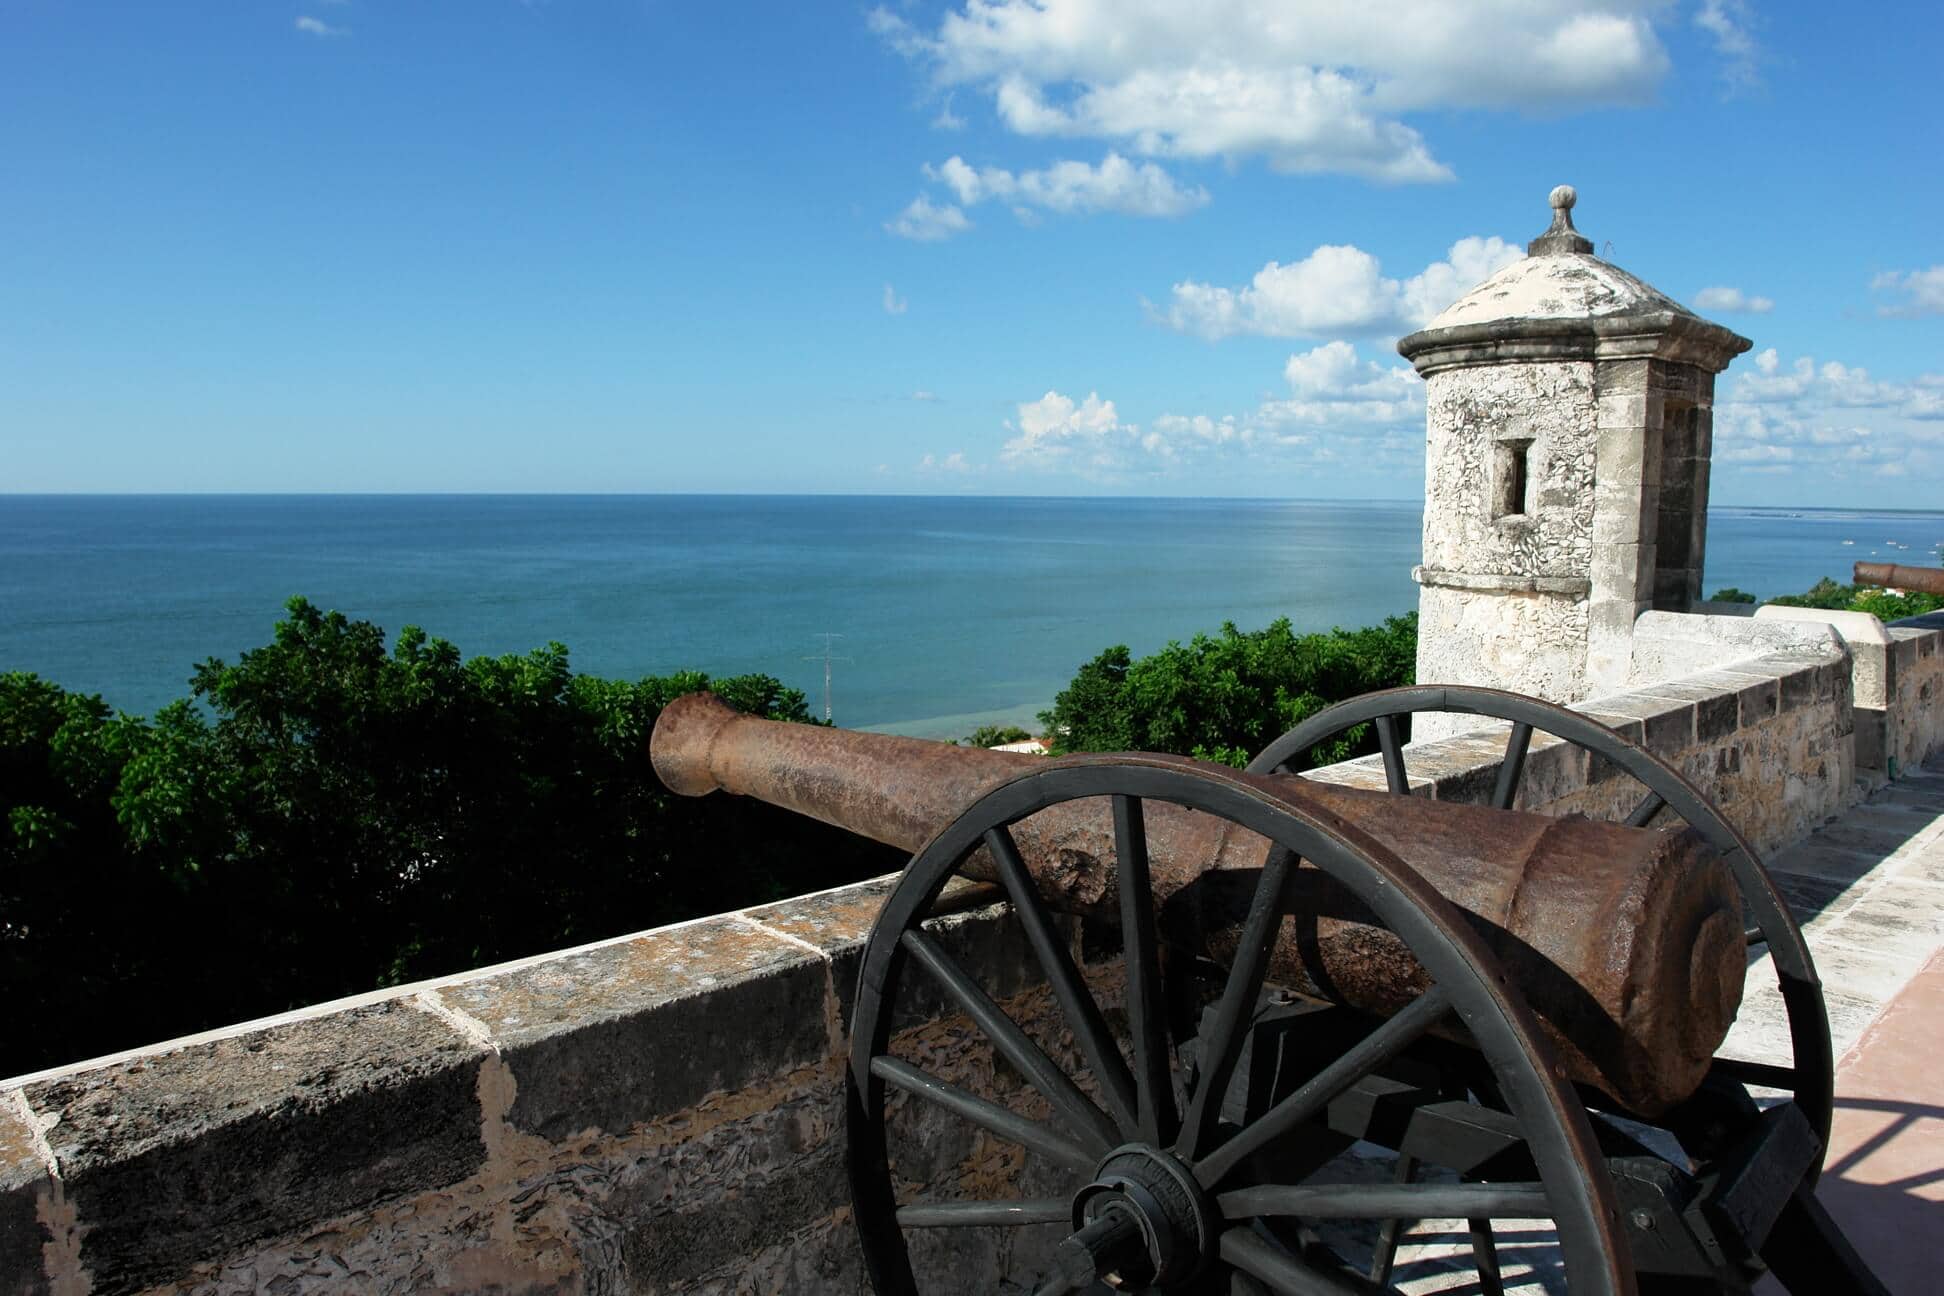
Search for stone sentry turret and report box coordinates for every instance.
[1397,187,1751,738]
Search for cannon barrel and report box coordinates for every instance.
[1854,560,1944,597]
[652,693,1744,1115]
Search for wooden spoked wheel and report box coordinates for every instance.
[846,756,1633,1295]
[1247,684,1833,1163]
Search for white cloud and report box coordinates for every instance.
[1716,349,1944,480]
[885,195,971,242]
[1161,236,1522,340]
[910,390,940,402]
[294,16,347,37]
[932,96,967,130]
[1000,390,1134,469]
[1872,266,1944,318]
[917,451,974,474]
[1693,285,1773,314]
[957,341,1429,481]
[873,2,1672,182]
[926,151,1208,219]
[882,283,908,315]
[1694,0,1760,92]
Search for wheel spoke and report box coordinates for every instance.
[1471,1217,1507,1296]
[1375,714,1409,795]
[1176,849,1294,1161]
[896,1198,1069,1228]
[1369,1153,1417,1284]
[1710,1057,1797,1091]
[986,825,1139,1134]
[900,928,1120,1152]
[871,1056,1095,1174]
[1624,788,1666,828]
[1491,722,1533,810]
[1220,1226,1373,1296]
[1195,987,1452,1188]
[1747,925,1768,947]
[1114,794,1178,1147]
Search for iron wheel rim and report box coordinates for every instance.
[846,754,1634,1295]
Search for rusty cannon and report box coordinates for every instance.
[1854,559,1944,597]
[652,686,1882,1296]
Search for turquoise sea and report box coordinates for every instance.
[2,496,1939,739]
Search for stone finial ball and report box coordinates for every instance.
[1549,184,1577,211]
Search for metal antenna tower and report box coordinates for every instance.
[804,633,852,723]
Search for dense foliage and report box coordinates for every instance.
[1762,577,1944,621]
[1039,614,1418,768]
[956,724,1034,748]
[0,598,900,1076]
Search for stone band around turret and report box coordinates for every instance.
[1398,311,1752,377]
[1413,566,1593,596]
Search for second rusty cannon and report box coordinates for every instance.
[1854,559,1944,597]
[651,686,1875,1295]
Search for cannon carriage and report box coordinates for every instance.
[650,686,1888,1295]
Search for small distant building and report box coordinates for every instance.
[1397,186,1751,736]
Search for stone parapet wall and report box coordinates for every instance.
[1886,612,1944,778]
[1,879,1056,1296]
[1312,628,1855,857]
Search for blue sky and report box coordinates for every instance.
[2,2,1939,504]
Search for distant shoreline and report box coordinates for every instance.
[3,492,1940,515]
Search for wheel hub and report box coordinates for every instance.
[1055,1143,1217,1289]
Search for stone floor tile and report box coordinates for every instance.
[1765,867,1863,928]
[1808,937,1929,1003]
[1765,841,1886,888]
[1834,883,1944,964]
[1722,979,1882,1066]
[1872,785,1944,814]
[1806,812,1930,859]
[1888,845,1944,886]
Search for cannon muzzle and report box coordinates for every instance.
[1854,560,1944,597]
[651,693,1744,1114]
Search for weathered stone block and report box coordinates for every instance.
[1856,706,1889,772]
[1303,751,1432,794]
[1568,703,1644,782]
[23,1002,488,1294]
[1892,635,1919,674]
[1405,732,1508,806]
[1590,541,1654,601]
[1591,484,1657,543]
[1613,676,1740,744]
[1775,664,1820,713]
[1595,357,1652,392]
[0,1097,51,1296]
[1591,692,1696,759]
[440,917,829,1142]
[744,874,899,1035]
[618,1111,852,1288]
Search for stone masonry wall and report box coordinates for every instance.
[1413,359,1598,740]
[1418,360,1596,580]
[1,880,1082,1296]
[1313,624,1856,858]
[4,615,1940,1295]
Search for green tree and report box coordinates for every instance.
[1766,577,1943,619]
[1040,614,1417,768]
[960,724,1034,748]
[1,598,897,1076]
